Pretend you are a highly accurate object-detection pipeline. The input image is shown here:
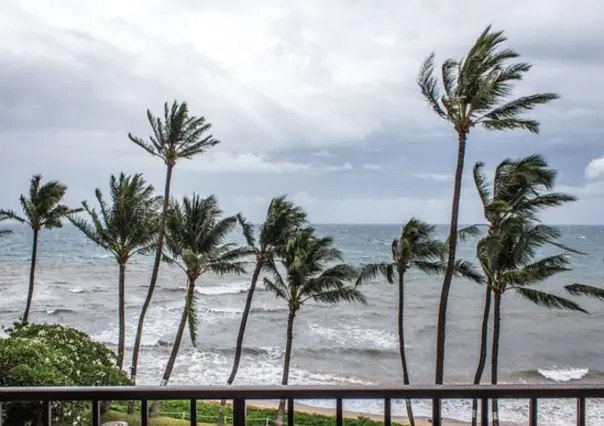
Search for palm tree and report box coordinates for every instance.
[356,218,483,426]
[565,283,604,301]
[417,25,560,400]
[264,227,366,425]
[127,100,220,390]
[0,175,80,324]
[469,155,581,426]
[68,173,162,369]
[217,196,307,426]
[149,194,248,417]
[478,224,587,426]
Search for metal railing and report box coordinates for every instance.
[0,384,603,426]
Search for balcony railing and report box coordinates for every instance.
[0,384,603,426]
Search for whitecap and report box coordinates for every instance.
[538,366,589,382]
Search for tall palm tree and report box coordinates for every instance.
[0,175,80,324]
[127,101,220,390]
[565,283,604,301]
[217,196,307,426]
[149,194,248,417]
[478,224,587,426]
[264,227,366,425]
[356,218,483,426]
[68,173,162,369]
[417,25,560,403]
[469,155,581,426]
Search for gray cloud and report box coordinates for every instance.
[1,0,603,223]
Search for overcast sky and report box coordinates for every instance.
[1,0,603,224]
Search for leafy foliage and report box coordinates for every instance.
[0,174,80,230]
[565,283,604,301]
[417,26,559,135]
[0,323,131,426]
[128,100,220,166]
[112,400,408,426]
[477,223,586,313]
[264,227,366,311]
[358,218,483,285]
[69,173,162,264]
[0,216,11,238]
[164,194,249,346]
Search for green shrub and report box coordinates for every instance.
[0,323,132,426]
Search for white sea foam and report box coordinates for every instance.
[538,366,590,382]
[194,281,251,296]
[308,322,398,350]
[69,287,84,294]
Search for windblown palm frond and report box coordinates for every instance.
[1,175,81,229]
[564,284,604,301]
[266,227,364,309]
[418,25,559,135]
[514,287,587,313]
[69,173,162,262]
[128,101,220,164]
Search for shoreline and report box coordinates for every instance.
[215,400,469,426]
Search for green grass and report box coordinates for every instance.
[103,409,214,426]
[111,401,408,426]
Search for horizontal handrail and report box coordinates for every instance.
[1,384,604,401]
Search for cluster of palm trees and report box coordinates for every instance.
[2,24,604,426]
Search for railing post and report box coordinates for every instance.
[141,400,149,426]
[384,398,391,426]
[233,398,246,426]
[576,397,586,426]
[287,398,294,426]
[336,398,343,426]
[529,398,538,426]
[480,398,488,426]
[432,398,441,426]
[190,399,197,425]
[91,400,101,426]
[42,400,51,426]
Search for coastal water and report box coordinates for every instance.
[1,224,603,425]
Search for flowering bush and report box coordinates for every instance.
[0,323,132,425]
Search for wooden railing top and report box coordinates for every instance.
[1,384,604,401]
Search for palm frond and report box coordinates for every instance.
[412,260,446,276]
[564,284,604,301]
[237,213,257,250]
[0,209,27,224]
[355,262,395,285]
[453,259,484,284]
[185,282,199,346]
[417,52,447,118]
[514,287,588,313]
[264,277,289,300]
[473,162,492,209]
[310,286,368,305]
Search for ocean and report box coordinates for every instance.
[0,223,603,425]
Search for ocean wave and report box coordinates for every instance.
[163,281,259,296]
[68,287,85,294]
[514,366,597,383]
[46,308,76,315]
[538,366,590,382]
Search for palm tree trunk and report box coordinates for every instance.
[435,130,468,387]
[150,279,194,417]
[276,309,296,426]
[128,164,173,414]
[491,292,502,426]
[217,260,263,426]
[471,283,492,426]
[117,262,126,370]
[22,227,39,324]
[398,273,415,426]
